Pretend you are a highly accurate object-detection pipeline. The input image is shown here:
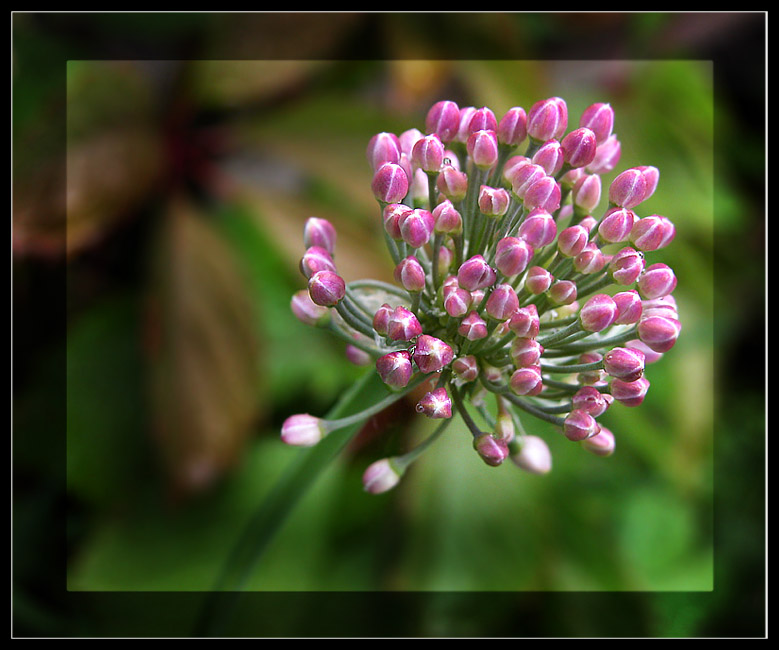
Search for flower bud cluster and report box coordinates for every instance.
[282,96,681,493]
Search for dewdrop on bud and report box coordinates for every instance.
[415,387,453,419]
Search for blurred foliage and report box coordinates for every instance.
[12,12,764,638]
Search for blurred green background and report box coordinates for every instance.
[13,12,764,638]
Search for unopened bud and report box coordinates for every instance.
[281,414,326,447]
[394,256,427,293]
[609,168,648,209]
[510,365,544,396]
[637,263,677,300]
[532,139,565,176]
[376,350,413,388]
[495,237,533,277]
[473,433,510,467]
[497,106,528,146]
[415,387,453,419]
[527,97,568,142]
[362,458,403,494]
[467,129,499,170]
[603,346,646,382]
[579,294,618,332]
[413,334,454,373]
[561,127,598,169]
[587,133,621,174]
[610,377,650,407]
[303,217,337,256]
[372,162,409,204]
[518,210,557,249]
[581,426,616,456]
[511,435,552,474]
[308,270,345,306]
[411,133,445,173]
[387,305,423,341]
[291,289,331,327]
[609,246,645,285]
[426,100,461,143]
[563,409,600,441]
[366,132,402,170]
[458,311,489,341]
[579,102,614,144]
[457,255,496,291]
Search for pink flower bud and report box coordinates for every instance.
[509,162,547,199]
[599,207,638,244]
[300,245,337,279]
[531,139,565,176]
[548,280,577,305]
[557,224,590,258]
[485,283,519,321]
[511,435,553,474]
[626,338,664,364]
[387,305,423,341]
[425,100,461,143]
[572,173,602,213]
[612,290,643,325]
[561,127,598,169]
[443,286,472,318]
[303,217,337,256]
[525,266,553,295]
[572,386,612,417]
[637,315,681,353]
[497,106,528,146]
[308,270,345,306]
[610,377,650,407]
[452,355,479,382]
[413,334,454,373]
[642,295,679,320]
[510,337,544,368]
[587,133,621,174]
[467,129,499,170]
[457,255,496,291]
[609,246,645,285]
[637,165,660,202]
[608,168,648,209]
[376,350,413,388]
[527,97,568,142]
[573,242,607,275]
[399,208,435,249]
[394,256,426,293]
[637,263,677,300]
[467,106,498,135]
[563,409,601,441]
[510,365,544,396]
[371,162,409,204]
[399,128,423,156]
[508,304,540,339]
[458,311,489,341]
[494,237,533,277]
[436,165,468,202]
[291,289,331,327]
[603,346,646,382]
[523,175,561,213]
[372,303,393,336]
[579,102,614,144]
[383,203,412,241]
[518,210,557,248]
[281,414,326,447]
[346,341,372,366]
[629,215,675,252]
[579,293,618,332]
[362,458,402,494]
[432,199,463,234]
[473,433,510,467]
[478,185,510,217]
[454,106,476,142]
[415,387,453,419]
[577,351,606,385]
[366,132,401,170]
[581,426,616,456]
[411,133,445,173]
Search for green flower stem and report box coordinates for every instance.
[540,359,604,374]
[464,167,488,258]
[335,300,375,339]
[548,326,639,354]
[537,319,582,347]
[575,271,612,299]
[394,417,454,470]
[450,385,485,438]
[480,379,566,427]
[431,232,443,291]
[539,314,578,329]
[348,279,410,300]
[325,321,381,357]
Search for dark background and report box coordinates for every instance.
[12,12,765,637]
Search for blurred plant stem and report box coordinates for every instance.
[194,367,389,636]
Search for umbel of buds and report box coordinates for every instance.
[283,96,681,494]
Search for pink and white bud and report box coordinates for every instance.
[372,303,393,336]
[281,414,326,447]
[443,286,472,318]
[366,132,402,170]
[523,175,561,213]
[563,409,601,441]
[511,435,552,474]
[308,270,346,306]
[454,106,477,143]
[642,295,679,321]
[458,311,489,341]
[300,245,337,279]
[376,350,413,388]
[371,162,409,204]
[524,266,553,295]
[587,133,622,174]
[572,386,612,418]
[561,127,598,169]
[579,293,618,332]
[411,133,445,173]
[495,237,533,277]
[573,242,607,275]
[629,215,674,252]
[303,217,337,256]
[608,168,648,209]
[609,246,645,285]
[497,106,528,146]
[612,290,643,325]
[399,208,435,249]
[415,387,453,419]
[610,377,650,407]
[626,338,664,364]
[637,315,681,353]
[425,100,461,143]
[572,173,602,213]
[557,224,590,258]
[503,155,531,184]
[413,334,454,373]
[362,458,403,494]
[457,255,496,292]
[581,426,616,456]
[399,128,423,156]
[387,305,423,341]
[527,97,568,142]
[478,185,510,217]
[518,210,557,248]
[383,203,413,241]
[579,102,615,144]
[432,199,463,234]
[394,256,427,293]
[436,165,469,202]
[548,280,578,306]
[485,283,519,321]
[532,139,565,176]
[599,207,638,244]
[509,162,547,199]
[578,351,606,385]
[467,129,499,170]
[508,304,540,339]
[510,365,544,396]
[636,165,660,202]
[467,106,498,135]
[452,355,479,383]
[603,346,646,382]
[510,337,544,368]
[345,341,372,366]
[637,263,677,300]
[473,433,510,467]
[291,289,331,327]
